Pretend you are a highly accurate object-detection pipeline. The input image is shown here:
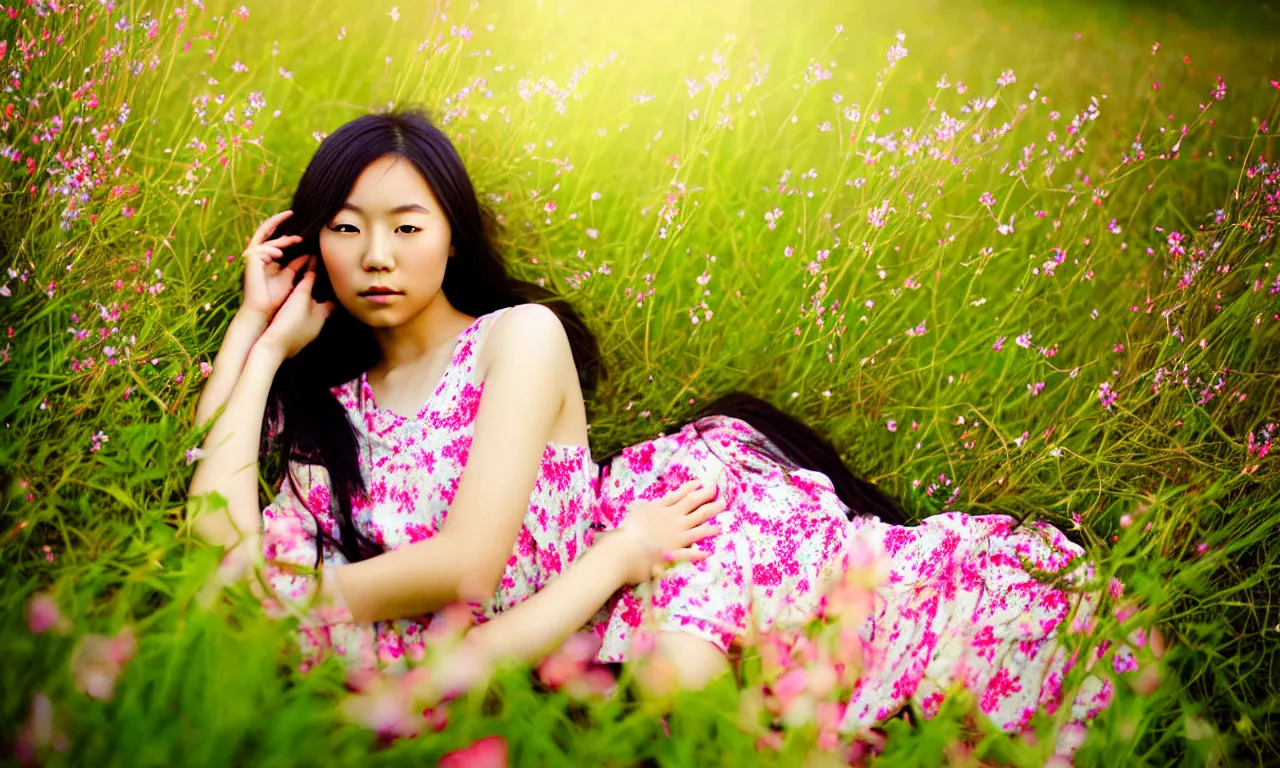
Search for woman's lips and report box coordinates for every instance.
[361,292,402,304]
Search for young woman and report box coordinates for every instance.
[188,108,1160,750]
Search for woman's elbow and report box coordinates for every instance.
[456,556,507,602]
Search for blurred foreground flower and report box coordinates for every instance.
[338,603,495,741]
[536,630,616,700]
[26,592,71,635]
[338,667,436,742]
[13,693,69,766]
[70,626,137,700]
[440,735,508,768]
[734,535,889,756]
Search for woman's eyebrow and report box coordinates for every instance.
[339,202,431,214]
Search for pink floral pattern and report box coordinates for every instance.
[260,306,1117,743]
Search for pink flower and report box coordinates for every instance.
[338,671,423,741]
[26,592,61,634]
[885,420,897,432]
[71,626,137,700]
[1098,382,1118,411]
[441,735,508,768]
[538,632,599,683]
[537,631,613,699]
[563,666,615,700]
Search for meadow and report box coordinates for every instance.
[2,0,1278,765]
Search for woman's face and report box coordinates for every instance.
[319,154,453,326]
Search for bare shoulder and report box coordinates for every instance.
[481,303,574,372]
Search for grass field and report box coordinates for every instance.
[2,0,1278,764]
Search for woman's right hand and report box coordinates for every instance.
[612,480,726,585]
[239,210,309,325]
[256,260,336,361]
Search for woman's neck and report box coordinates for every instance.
[370,300,476,373]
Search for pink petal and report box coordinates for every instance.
[440,735,508,768]
[106,626,137,664]
[26,593,60,634]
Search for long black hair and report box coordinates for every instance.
[262,106,607,565]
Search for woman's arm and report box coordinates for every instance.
[318,305,580,625]
[188,342,284,556]
[193,310,270,428]
[461,531,638,663]
[460,483,724,665]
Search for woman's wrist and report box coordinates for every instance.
[247,336,286,371]
[596,527,657,586]
[232,308,271,335]
[307,567,355,625]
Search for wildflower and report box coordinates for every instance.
[886,420,897,432]
[537,632,615,699]
[71,626,138,700]
[885,33,908,67]
[1015,331,1033,348]
[992,336,1005,352]
[27,592,66,634]
[979,191,996,207]
[441,736,508,768]
[1211,76,1226,101]
[1098,382,1118,411]
[185,447,206,464]
[339,669,427,741]
[866,200,895,228]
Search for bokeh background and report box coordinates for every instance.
[2,0,1278,764]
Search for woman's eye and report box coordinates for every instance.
[397,225,420,234]
[330,224,358,233]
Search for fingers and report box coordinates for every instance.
[663,548,712,565]
[249,210,293,248]
[681,523,719,547]
[281,253,316,278]
[687,498,725,525]
[278,267,316,308]
[658,480,704,505]
[263,234,304,249]
[672,483,718,515]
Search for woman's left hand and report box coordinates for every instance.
[612,480,726,585]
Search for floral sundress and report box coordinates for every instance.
[259,305,1121,750]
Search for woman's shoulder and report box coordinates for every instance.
[486,303,572,356]
[478,303,577,383]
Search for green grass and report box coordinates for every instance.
[1,0,1278,765]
